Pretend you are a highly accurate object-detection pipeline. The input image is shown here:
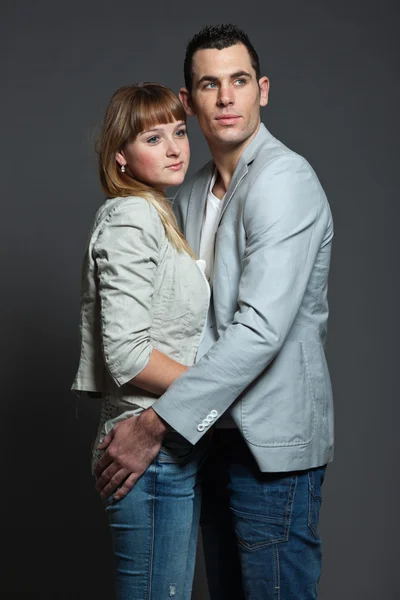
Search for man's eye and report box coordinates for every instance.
[147,136,160,144]
[205,82,217,89]
[235,79,246,85]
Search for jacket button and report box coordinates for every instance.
[197,424,205,432]
[210,410,218,418]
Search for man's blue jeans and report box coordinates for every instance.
[103,432,208,600]
[200,429,326,599]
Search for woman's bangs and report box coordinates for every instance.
[132,92,186,136]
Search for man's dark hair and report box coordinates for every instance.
[184,24,261,93]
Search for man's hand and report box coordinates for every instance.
[94,408,168,501]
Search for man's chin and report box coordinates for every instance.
[214,130,249,147]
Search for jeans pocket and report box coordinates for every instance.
[158,432,194,463]
[231,474,297,551]
[308,466,325,539]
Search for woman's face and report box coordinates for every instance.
[116,119,190,192]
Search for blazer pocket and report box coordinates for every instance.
[241,341,320,447]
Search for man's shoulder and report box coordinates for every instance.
[254,129,307,173]
[247,129,329,213]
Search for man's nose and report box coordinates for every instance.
[217,86,234,106]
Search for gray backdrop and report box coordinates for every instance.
[1,0,398,598]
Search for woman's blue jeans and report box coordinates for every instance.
[103,432,208,600]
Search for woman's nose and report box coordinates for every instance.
[166,139,180,156]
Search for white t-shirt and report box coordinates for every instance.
[199,171,236,428]
[199,171,224,282]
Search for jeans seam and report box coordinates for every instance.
[284,475,297,540]
[308,470,321,540]
[147,463,157,600]
[274,544,280,599]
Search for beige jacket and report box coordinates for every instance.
[71,195,209,413]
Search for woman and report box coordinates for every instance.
[71,83,210,600]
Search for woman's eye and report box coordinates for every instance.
[175,129,187,137]
[147,136,160,144]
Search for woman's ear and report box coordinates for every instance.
[115,151,126,168]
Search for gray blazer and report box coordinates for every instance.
[153,124,334,472]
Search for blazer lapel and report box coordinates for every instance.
[218,123,272,225]
[218,158,248,224]
[185,161,214,255]
[185,123,272,247]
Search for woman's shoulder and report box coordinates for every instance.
[89,195,165,255]
[93,195,162,230]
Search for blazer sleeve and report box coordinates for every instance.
[93,197,162,386]
[152,155,333,444]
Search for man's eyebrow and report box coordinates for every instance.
[196,75,219,86]
[196,71,253,86]
[230,71,253,79]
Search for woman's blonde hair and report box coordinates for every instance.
[97,82,196,259]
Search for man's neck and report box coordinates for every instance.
[208,122,260,199]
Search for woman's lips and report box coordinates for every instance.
[166,162,183,171]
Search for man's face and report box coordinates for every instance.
[182,43,269,149]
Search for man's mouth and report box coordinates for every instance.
[215,114,241,125]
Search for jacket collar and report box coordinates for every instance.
[185,123,271,254]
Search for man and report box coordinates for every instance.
[96,24,334,598]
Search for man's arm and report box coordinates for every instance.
[153,155,333,443]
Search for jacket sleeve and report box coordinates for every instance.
[93,197,162,386]
[152,155,333,443]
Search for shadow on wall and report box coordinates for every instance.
[0,279,114,597]
[1,280,209,598]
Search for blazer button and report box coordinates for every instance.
[197,424,205,432]
[210,410,218,418]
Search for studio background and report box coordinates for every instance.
[1,0,398,598]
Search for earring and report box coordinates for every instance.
[120,165,126,173]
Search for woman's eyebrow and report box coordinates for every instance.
[140,122,186,136]
[139,127,163,135]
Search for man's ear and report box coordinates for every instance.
[179,88,196,116]
[259,77,270,107]
[115,150,126,168]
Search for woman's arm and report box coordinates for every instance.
[94,198,189,393]
[130,349,188,395]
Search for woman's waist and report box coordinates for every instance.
[104,386,159,410]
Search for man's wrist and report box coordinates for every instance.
[144,407,169,439]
